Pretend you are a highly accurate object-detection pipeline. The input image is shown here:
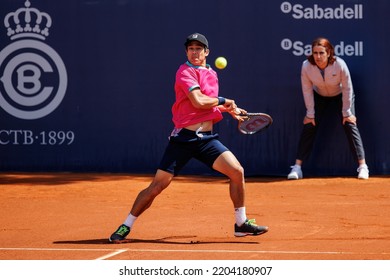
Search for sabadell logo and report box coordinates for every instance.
[280,1,363,19]
[0,0,68,120]
[281,39,364,57]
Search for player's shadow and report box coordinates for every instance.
[53,235,259,245]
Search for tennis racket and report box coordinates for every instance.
[237,112,273,135]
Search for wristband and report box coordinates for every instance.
[217,97,226,105]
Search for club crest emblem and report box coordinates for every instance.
[0,0,67,120]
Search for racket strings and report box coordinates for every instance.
[239,115,272,134]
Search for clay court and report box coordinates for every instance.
[0,172,389,260]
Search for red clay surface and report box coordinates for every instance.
[0,173,389,260]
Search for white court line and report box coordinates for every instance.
[109,248,390,256]
[0,248,116,252]
[95,249,128,260]
[0,247,129,260]
[1,247,389,257]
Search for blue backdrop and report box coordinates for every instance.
[0,0,389,177]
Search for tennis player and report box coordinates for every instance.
[109,32,269,243]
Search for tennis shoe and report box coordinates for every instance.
[109,224,130,243]
[234,219,268,237]
[357,165,369,180]
[287,165,303,180]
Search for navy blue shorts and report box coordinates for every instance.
[158,128,229,176]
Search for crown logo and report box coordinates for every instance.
[4,0,52,41]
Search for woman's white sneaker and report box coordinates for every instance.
[287,165,303,180]
[357,165,369,179]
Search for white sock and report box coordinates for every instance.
[235,207,247,226]
[123,213,137,228]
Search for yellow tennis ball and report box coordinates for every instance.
[215,57,227,69]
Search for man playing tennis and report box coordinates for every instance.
[109,32,268,243]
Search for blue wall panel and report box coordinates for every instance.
[0,0,389,176]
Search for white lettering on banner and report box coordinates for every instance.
[0,129,75,145]
[0,0,68,120]
[281,39,364,57]
[280,2,363,19]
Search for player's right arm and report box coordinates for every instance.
[188,88,236,111]
[188,89,246,121]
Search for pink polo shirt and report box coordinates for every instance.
[172,62,223,128]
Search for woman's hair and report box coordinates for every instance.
[307,37,336,65]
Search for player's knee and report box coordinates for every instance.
[228,164,245,181]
